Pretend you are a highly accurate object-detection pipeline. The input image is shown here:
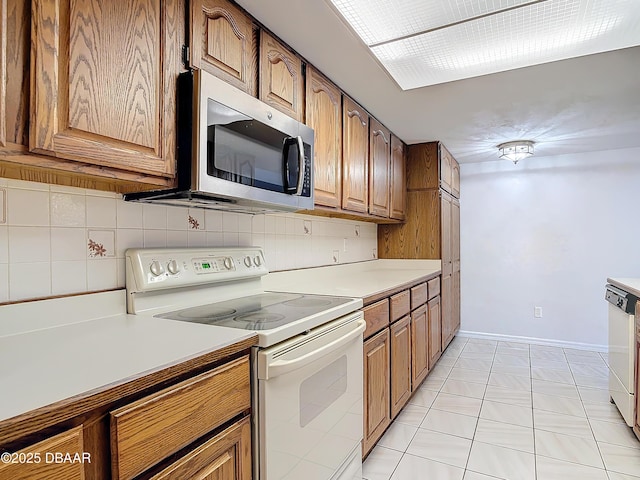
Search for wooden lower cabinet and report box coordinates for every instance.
[428,296,442,368]
[411,305,429,390]
[441,274,454,351]
[390,316,412,419]
[0,426,85,480]
[634,301,640,441]
[148,417,251,480]
[363,328,390,456]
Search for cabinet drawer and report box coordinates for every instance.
[0,426,84,480]
[390,290,410,322]
[428,277,440,300]
[410,283,428,310]
[147,417,251,480]
[110,356,250,480]
[363,299,389,339]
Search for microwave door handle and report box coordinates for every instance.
[282,137,297,194]
[295,136,305,196]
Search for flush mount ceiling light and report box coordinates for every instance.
[497,140,535,164]
[328,0,640,90]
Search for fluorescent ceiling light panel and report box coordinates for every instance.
[329,0,640,89]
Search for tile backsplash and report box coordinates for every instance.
[0,179,378,302]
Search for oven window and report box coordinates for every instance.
[299,355,348,428]
[206,98,293,193]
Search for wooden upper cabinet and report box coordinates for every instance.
[439,144,454,194]
[369,118,390,217]
[305,66,341,208]
[390,134,406,220]
[440,192,453,276]
[451,157,460,198]
[259,31,304,121]
[30,0,180,178]
[1,0,30,150]
[190,0,258,96]
[342,95,369,214]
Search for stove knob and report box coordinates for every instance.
[223,257,234,270]
[244,256,252,267]
[167,259,180,275]
[253,255,262,267]
[150,260,165,277]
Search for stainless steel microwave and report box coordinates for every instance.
[125,69,314,213]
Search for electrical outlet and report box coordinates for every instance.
[534,306,543,318]
[343,238,348,252]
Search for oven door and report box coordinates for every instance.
[256,312,365,480]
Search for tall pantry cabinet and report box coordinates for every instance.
[378,141,461,351]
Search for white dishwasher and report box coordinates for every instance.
[606,284,638,426]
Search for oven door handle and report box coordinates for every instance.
[263,319,365,379]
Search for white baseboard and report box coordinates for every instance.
[457,330,608,353]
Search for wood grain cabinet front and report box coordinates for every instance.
[390,316,412,419]
[29,0,182,181]
[305,66,342,208]
[389,135,406,221]
[369,118,391,218]
[0,426,85,480]
[190,0,258,96]
[259,31,304,122]
[634,300,640,441]
[428,295,442,368]
[411,304,429,390]
[363,328,390,456]
[110,356,250,480]
[147,417,252,480]
[342,95,369,214]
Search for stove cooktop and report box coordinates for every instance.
[155,292,355,331]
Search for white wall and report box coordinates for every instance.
[460,147,640,349]
[0,179,377,303]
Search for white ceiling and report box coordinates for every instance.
[235,0,640,164]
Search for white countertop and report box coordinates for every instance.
[263,259,442,299]
[0,291,255,423]
[608,278,640,299]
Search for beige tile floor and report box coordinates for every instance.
[363,336,640,480]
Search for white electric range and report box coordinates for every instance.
[125,247,365,480]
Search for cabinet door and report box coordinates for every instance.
[635,301,640,439]
[342,95,369,214]
[440,192,453,276]
[428,295,442,368]
[451,157,460,198]
[30,0,181,178]
[390,316,411,419]
[1,0,29,150]
[441,274,454,351]
[439,143,453,194]
[190,0,258,96]
[452,199,460,273]
[149,417,251,480]
[259,31,304,122]
[0,426,84,480]
[411,304,429,390]
[305,66,341,208]
[363,328,390,456]
[368,118,390,217]
[389,135,406,220]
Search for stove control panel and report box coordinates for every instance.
[125,247,269,292]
